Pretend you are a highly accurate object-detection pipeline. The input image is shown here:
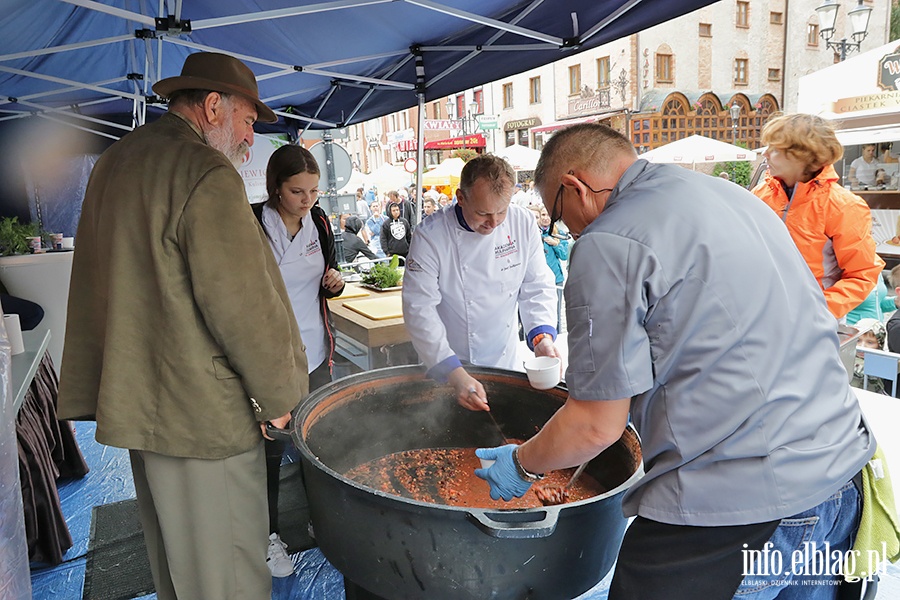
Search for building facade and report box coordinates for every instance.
[340,0,890,170]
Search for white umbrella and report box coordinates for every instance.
[498,144,542,171]
[640,135,758,168]
[364,163,413,193]
[336,169,368,195]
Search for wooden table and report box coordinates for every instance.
[328,287,416,371]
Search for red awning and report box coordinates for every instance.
[424,134,486,150]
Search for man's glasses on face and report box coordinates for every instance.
[547,172,614,235]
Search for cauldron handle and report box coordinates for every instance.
[264,422,294,444]
[466,509,559,539]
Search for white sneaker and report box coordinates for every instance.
[266,532,294,578]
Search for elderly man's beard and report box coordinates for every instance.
[206,120,249,169]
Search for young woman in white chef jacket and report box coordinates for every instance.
[251,144,345,576]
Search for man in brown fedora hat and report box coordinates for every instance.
[58,52,308,599]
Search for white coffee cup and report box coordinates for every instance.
[3,313,25,355]
[523,356,561,390]
[62,237,75,249]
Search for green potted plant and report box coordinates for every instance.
[0,217,40,256]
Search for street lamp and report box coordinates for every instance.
[815,0,873,62]
[467,100,479,149]
[445,97,480,152]
[729,102,741,182]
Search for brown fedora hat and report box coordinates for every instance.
[153,52,277,123]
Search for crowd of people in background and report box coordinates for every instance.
[335,128,900,402]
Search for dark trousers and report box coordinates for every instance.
[609,517,779,600]
[265,360,332,533]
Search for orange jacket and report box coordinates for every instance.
[752,165,884,319]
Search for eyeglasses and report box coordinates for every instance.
[547,173,614,235]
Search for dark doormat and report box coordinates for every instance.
[83,498,155,600]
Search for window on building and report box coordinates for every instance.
[502,83,513,109]
[770,12,783,24]
[734,58,748,84]
[518,130,529,146]
[568,65,581,95]
[597,57,611,87]
[807,23,819,46]
[473,89,484,113]
[456,95,465,120]
[655,53,673,83]
[699,23,712,37]
[529,77,541,104]
[768,68,781,81]
[736,2,749,27]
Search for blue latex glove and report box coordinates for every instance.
[474,444,533,501]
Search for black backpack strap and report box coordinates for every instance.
[250,201,271,241]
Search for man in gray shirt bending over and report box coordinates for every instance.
[476,123,876,599]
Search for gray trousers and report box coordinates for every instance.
[129,443,271,600]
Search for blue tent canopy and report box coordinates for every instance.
[2,0,716,135]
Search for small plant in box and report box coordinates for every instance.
[0,217,40,256]
[362,255,403,289]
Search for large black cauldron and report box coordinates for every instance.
[290,365,643,600]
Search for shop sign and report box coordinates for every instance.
[831,90,900,114]
[878,45,900,91]
[387,128,415,143]
[476,115,499,131]
[424,119,461,130]
[396,139,418,152]
[567,89,611,118]
[424,134,486,150]
[504,117,541,131]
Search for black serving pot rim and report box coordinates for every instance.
[289,364,644,515]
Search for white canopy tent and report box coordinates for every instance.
[798,39,900,134]
[640,135,758,168]
[498,144,542,171]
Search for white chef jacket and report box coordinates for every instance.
[402,203,557,379]
[262,205,326,372]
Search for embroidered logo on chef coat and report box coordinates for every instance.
[494,236,518,259]
[304,238,321,257]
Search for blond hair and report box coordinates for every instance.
[760,113,843,170]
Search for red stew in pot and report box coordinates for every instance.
[345,447,606,509]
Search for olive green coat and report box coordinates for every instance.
[57,112,308,459]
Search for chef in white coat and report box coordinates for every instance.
[402,154,560,410]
